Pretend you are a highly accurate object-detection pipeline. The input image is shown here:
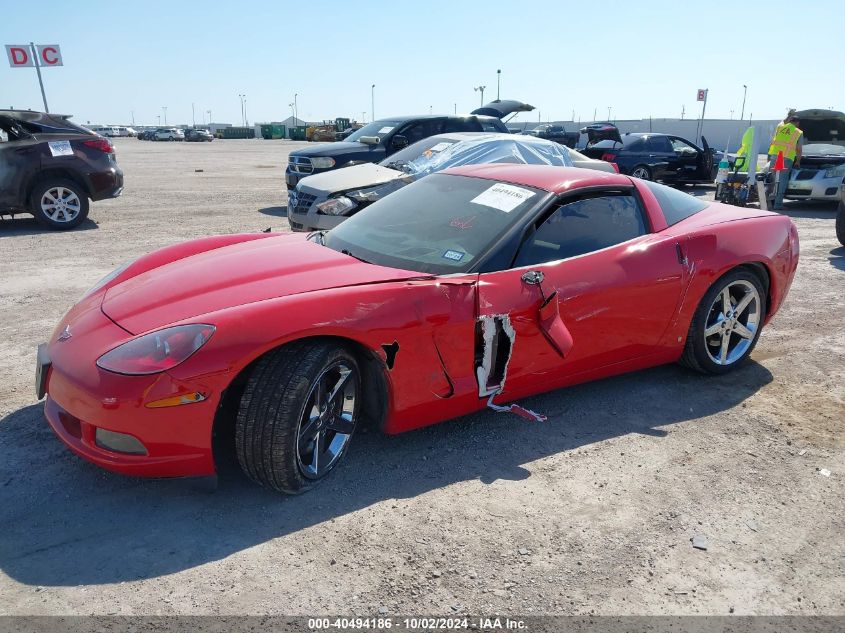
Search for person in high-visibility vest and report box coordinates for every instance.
[768,111,804,210]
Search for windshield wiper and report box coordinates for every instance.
[341,249,371,264]
[307,230,327,245]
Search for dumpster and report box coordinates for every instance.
[289,126,307,141]
[221,126,255,139]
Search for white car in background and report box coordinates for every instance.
[154,128,185,141]
[786,109,845,202]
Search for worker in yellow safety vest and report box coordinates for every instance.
[767,111,804,210]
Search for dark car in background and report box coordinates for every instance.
[284,114,509,206]
[521,124,579,148]
[0,110,123,229]
[582,132,714,183]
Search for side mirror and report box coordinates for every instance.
[391,134,409,150]
[521,270,544,286]
[359,135,380,145]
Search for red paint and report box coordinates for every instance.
[40,46,59,65]
[42,166,799,479]
[8,46,29,66]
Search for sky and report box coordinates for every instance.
[2,0,843,127]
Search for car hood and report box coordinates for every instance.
[298,162,406,195]
[290,141,384,159]
[101,234,422,334]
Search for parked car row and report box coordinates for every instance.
[91,125,137,137]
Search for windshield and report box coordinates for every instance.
[380,136,462,169]
[401,135,573,179]
[804,143,845,155]
[345,120,403,143]
[324,173,546,274]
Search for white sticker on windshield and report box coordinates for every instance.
[378,126,394,134]
[48,140,73,157]
[428,142,452,153]
[470,183,535,213]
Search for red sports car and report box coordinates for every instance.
[36,165,799,493]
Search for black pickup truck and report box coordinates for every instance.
[520,124,579,148]
[285,114,508,203]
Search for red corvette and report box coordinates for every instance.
[36,165,799,493]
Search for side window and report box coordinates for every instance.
[478,118,503,132]
[625,139,645,152]
[398,119,445,144]
[514,194,647,267]
[646,136,673,152]
[670,137,697,154]
[643,180,708,226]
[443,117,477,133]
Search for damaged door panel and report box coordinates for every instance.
[475,314,515,397]
[476,235,684,401]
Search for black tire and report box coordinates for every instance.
[630,165,652,181]
[235,341,361,493]
[680,268,767,375]
[29,178,89,230]
[836,202,845,247]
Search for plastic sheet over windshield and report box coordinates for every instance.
[324,174,546,275]
[403,135,573,179]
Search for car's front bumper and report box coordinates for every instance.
[786,169,844,201]
[39,297,217,478]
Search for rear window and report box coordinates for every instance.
[643,181,708,226]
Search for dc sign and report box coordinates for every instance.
[5,43,64,112]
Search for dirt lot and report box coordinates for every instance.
[0,139,842,616]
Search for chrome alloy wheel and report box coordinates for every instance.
[703,279,761,366]
[631,166,651,180]
[40,186,82,223]
[295,361,359,479]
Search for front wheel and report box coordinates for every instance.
[29,178,89,230]
[631,165,652,180]
[235,341,361,493]
[680,268,766,374]
[836,202,845,247]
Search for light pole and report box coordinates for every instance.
[454,103,457,114]
[238,94,245,126]
[294,93,298,123]
[191,103,195,127]
[371,84,375,121]
[429,105,432,114]
[289,103,295,119]
[156,115,161,126]
[607,106,612,121]
[740,84,748,121]
[362,111,366,123]
[496,69,501,100]
[162,106,167,125]
[207,110,211,125]
[130,110,135,126]
[244,97,248,127]
[593,107,597,121]
[730,109,734,120]
[474,85,486,107]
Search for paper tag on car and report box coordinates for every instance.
[470,183,535,212]
[48,141,74,157]
[378,126,394,134]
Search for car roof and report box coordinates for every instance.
[443,164,631,193]
[379,114,500,122]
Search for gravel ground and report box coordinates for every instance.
[0,139,842,616]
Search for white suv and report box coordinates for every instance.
[154,128,185,141]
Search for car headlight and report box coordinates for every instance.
[347,188,383,203]
[310,157,336,169]
[823,164,845,178]
[315,196,358,216]
[96,324,216,375]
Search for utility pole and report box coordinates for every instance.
[474,85,486,107]
[191,103,195,127]
[496,69,501,100]
[238,94,245,126]
[371,84,375,121]
[740,84,748,121]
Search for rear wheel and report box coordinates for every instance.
[631,165,652,180]
[680,268,766,374]
[235,341,361,493]
[836,201,845,247]
[29,178,89,230]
